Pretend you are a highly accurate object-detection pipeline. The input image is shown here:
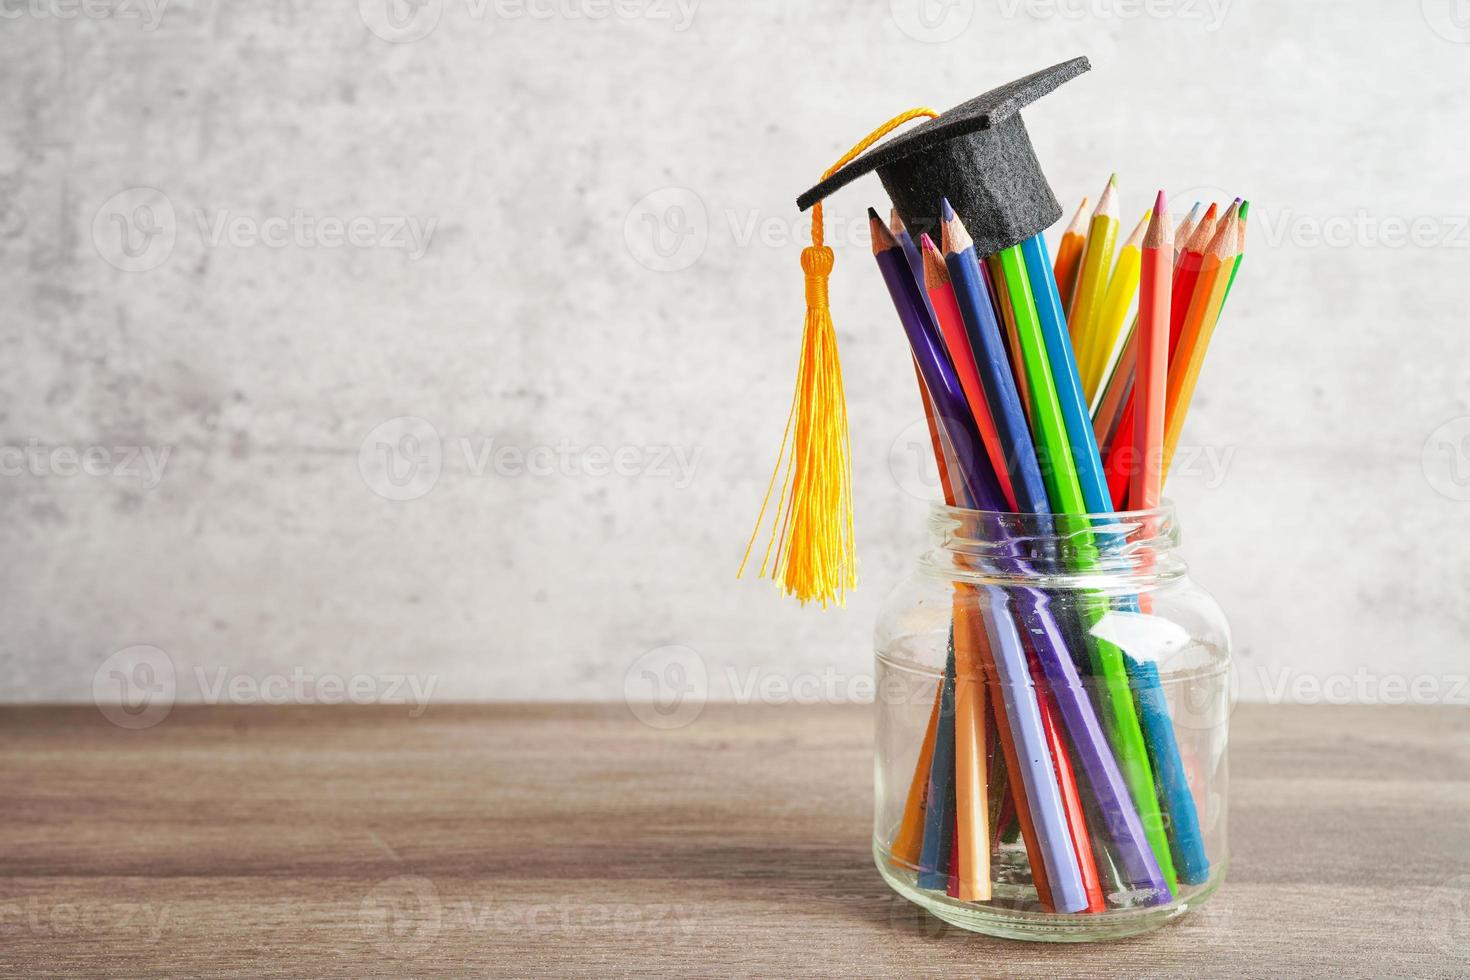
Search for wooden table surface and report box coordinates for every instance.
[2,704,1467,978]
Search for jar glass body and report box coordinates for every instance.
[873,504,1230,941]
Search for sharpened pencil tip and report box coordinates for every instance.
[869,208,896,254]
[888,207,905,237]
[920,235,949,289]
[1154,189,1167,213]
[940,197,956,222]
[1238,200,1250,220]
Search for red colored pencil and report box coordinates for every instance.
[921,235,1019,511]
[1130,194,1173,511]
[1104,204,1219,507]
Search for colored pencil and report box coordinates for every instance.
[1067,175,1119,361]
[1162,208,1240,476]
[1104,204,1219,508]
[1030,652,1106,912]
[1083,209,1149,402]
[891,370,959,870]
[918,643,958,888]
[1173,201,1204,261]
[951,600,992,900]
[921,235,1019,511]
[869,210,1004,509]
[874,209,1083,906]
[1020,227,1207,895]
[1053,196,1091,312]
[1169,203,1220,349]
[1222,200,1248,302]
[891,209,938,325]
[891,683,941,868]
[940,208,1050,517]
[1131,194,1173,512]
[987,242,1171,899]
[897,259,998,898]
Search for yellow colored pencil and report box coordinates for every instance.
[1053,196,1090,312]
[1162,205,1240,474]
[1082,209,1150,401]
[1066,175,1119,362]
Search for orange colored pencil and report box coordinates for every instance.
[1131,193,1174,511]
[951,602,992,901]
[1053,195,1090,312]
[1162,208,1240,475]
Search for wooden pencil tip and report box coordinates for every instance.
[921,236,949,289]
[940,197,957,223]
[1207,202,1240,256]
[1143,203,1171,250]
[1154,189,1167,213]
[940,206,972,256]
[888,207,905,237]
[1096,176,1119,216]
[1125,209,1153,249]
[1238,200,1250,221]
[869,208,896,254]
[1064,195,1090,234]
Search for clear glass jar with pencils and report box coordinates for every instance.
[874,503,1230,941]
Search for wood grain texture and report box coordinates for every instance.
[1,704,1467,978]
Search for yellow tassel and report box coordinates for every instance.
[739,108,938,607]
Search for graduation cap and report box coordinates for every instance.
[798,56,1090,256]
[741,57,1091,608]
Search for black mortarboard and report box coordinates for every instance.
[796,56,1090,256]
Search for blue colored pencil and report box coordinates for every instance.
[1020,232,1209,887]
[918,642,958,889]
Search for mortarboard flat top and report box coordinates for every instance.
[796,56,1091,256]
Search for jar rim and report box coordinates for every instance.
[929,500,1177,523]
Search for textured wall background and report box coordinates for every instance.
[4,0,1469,710]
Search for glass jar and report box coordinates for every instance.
[873,503,1231,942]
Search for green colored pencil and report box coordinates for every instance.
[990,243,1180,893]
